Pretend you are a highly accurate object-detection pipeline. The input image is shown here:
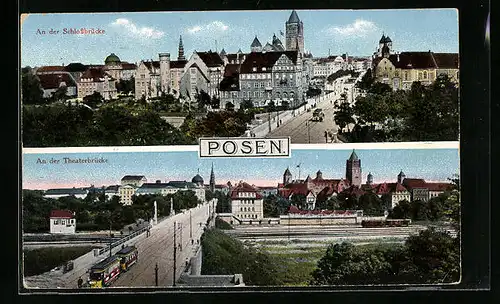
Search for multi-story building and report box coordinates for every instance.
[121,175,147,187]
[230,181,264,220]
[77,68,117,100]
[236,50,303,108]
[103,53,137,80]
[44,188,88,199]
[372,34,459,90]
[119,185,136,205]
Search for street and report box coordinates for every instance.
[266,92,342,144]
[113,202,211,287]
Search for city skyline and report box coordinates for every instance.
[22,147,460,190]
[20,9,459,67]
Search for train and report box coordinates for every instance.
[361,219,411,228]
[88,245,138,288]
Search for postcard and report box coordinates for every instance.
[20,9,459,147]
[20,144,460,290]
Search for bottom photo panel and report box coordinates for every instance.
[21,145,460,291]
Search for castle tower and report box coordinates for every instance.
[316,170,323,180]
[397,170,406,184]
[367,172,373,185]
[159,53,171,94]
[346,149,362,187]
[209,162,215,193]
[251,36,262,53]
[283,167,292,185]
[285,10,304,56]
[178,36,186,61]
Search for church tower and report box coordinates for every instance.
[251,36,262,53]
[209,163,215,192]
[346,149,362,187]
[178,36,186,61]
[283,167,292,185]
[285,10,304,56]
[397,170,406,184]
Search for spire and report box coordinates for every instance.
[251,36,262,47]
[178,35,186,60]
[349,149,359,161]
[209,162,215,192]
[288,10,300,23]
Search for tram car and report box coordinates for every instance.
[115,245,138,272]
[88,256,121,288]
[88,245,138,288]
[361,219,411,228]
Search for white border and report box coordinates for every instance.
[22,141,459,154]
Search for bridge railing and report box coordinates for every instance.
[97,223,152,256]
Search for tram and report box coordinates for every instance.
[88,245,138,288]
[115,245,138,272]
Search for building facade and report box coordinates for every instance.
[77,68,117,100]
[230,181,264,220]
[49,210,76,234]
[372,35,459,90]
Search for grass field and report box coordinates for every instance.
[23,246,98,277]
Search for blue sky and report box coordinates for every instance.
[22,148,460,189]
[20,9,459,67]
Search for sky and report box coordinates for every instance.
[20,9,459,67]
[22,147,460,190]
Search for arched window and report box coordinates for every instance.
[276,92,280,98]
[290,92,295,98]
[283,92,288,98]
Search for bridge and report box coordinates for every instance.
[23,199,216,289]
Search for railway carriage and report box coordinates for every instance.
[361,219,411,228]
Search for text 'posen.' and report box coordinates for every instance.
[199,138,290,158]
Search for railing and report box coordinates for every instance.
[97,223,152,256]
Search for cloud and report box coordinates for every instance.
[187,21,229,35]
[110,18,164,39]
[326,19,379,38]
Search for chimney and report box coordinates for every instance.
[397,52,400,62]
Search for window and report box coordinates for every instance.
[260,82,264,88]
[253,91,257,97]
[61,220,66,225]
[423,71,428,79]
[254,83,258,88]
[252,67,257,72]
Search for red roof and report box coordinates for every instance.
[240,51,298,74]
[36,66,67,73]
[230,182,263,199]
[37,73,76,89]
[81,68,113,82]
[50,210,74,218]
[402,178,427,189]
[121,62,137,70]
[426,182,452,192]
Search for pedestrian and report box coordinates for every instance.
[77,277,83,289]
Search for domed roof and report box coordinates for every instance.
[191,174,204,184]
[105,53,121,65]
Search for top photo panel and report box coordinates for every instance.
[20,9,459,147]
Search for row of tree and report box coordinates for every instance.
[22,189,201,233]
[311,227,459,285]
[334,72,459,142]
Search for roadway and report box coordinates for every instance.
[112,202,213,287]
[265,92,343,144]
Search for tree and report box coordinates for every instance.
[356,68,374,91]
[21,67,45,105]
[310,242,392,285]
[358,192,384,215]
[240,99,254,111]
[115,77,134,95]
[263,194,279,217]
[83,91,104,108]
[267,100,276,113]
[290,193,306,209]
[201,228,282,286]
[51,85,69,102]
[403,227,460,283]
[196,90,211,109]
[334,101,356,133]
[211,95,221,109]
[225,102,235,111]
[306,87,321,98]
[281,100,289,110]
[367,82,392,95]
[390,200,412,219]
